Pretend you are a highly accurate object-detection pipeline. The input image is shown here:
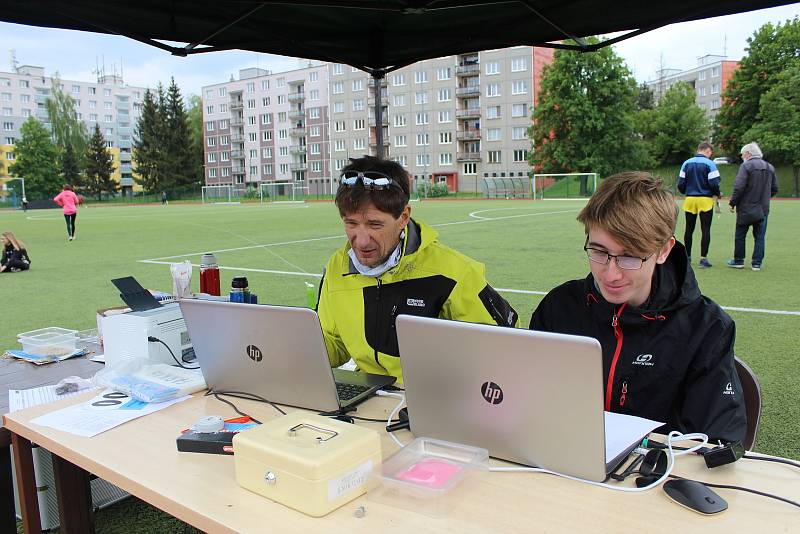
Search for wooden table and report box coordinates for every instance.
[5,391,800,533]
[0,352,103,533]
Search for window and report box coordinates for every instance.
[463,162,477,175]
[439,132,452,144]
[90,113,98,122]
[485,61,500,75]
[218,119,229,129]
[486,105,501,119]
[711,83,720,94]
[335,139,346,151]
[439,153,453,165]
[262,130,273,141]
[513,149,528,162]
[332,64,343,75]
[511,57,527,72]
[310,126,321,136]
[279,163,289,173]
[416,133,429,146]
[416,154,431,167]
[488,150,501,163]
[2,109,11,117]
[394,135,407,147]
[512,103,527,118]
[221,167,230,177]
[309,89,320,100]
[278,129,288,139]
[220,103,228,113]
[332,82,344,94]
[415,91,428,105]
[20,94,29,103]
[414,71,428,84]
[392,73,405,86]
[699,71,707,81]
[310,72,319,82]
[437,88,451,102]
[335,159,347,170]
[278,111,287,122]
[393,94,406,107]
[437,67,452,80]
[251,165,259,176]
[4,138,14,146]
[263,147,273,158]
[207,137,217,147]
[487,128,501,141]
[353,99,365,111]
[19,79,29,88]
[104,89,112,97]
[208,152,217,163]
[311,161,322,172]
[248,116,256,125]
[711,66,720,77]
[103,114,113,122]
[711,99,720,109]
[261,80,269,91]
[354,138,366,150]
[250,132,258,141]
[3,122,13,131]
[220,151,230,161]
[262,97,270,106]
[206,105,214,115]
[308,107,320,119]
[512,127,527,140]
[261,113,272,125]
[352,79,364,91]
[22,109,31,117]
[277,95,286,104]
[205,89,214,99]
[72,85,81,94]
[334,120,346,132]
[220,135,229,145]
[353,118,365,130]
[438,110,452,123]
[699,87,707,97]
[88,87,96,95]
[246,82,255,92]
[511,80,527,95]
[219,87,227,97]
[247,99,256,109]
[393,114,407,127]
[103,101,112,109]
[310,143,321,154]
[415,112,429,125]
[486,83,500,97]
[1,93,11,102]
[208,168,217,178]
[279,146,289,156]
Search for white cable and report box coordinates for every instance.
[489,431,709,493]
[376,390,407,448]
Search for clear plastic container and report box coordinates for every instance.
[369,437,488,517]
[17,327,78,357]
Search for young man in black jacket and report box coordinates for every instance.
[530,172,746,444]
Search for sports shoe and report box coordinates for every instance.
[751,264,761,271]
[698,258,712,268]
[68,236,74,241]
[726,260,744,269]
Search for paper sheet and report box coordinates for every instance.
[8,384,97,412]
[29,389,190,437]
[604,411,663,463]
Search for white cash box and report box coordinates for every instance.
[233,412,382,517]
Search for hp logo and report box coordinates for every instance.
[246,344,263,362]
[481,381,503,405]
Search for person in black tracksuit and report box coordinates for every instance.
[530,172,746,444]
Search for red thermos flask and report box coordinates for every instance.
[199,253,221,296]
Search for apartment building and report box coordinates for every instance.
[202,46,553,195]
[0,65,145,196]
[646,54,739,119]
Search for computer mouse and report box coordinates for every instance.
[663,479,728,515]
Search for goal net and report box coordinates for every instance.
[202,184,240,204]
[259,181,308,203]
[531,173,598,200]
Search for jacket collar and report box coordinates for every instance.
[346,218,429,275]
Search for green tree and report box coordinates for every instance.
[133,88,165,193]
[60,142,82,187]
[634,82,656,111]
[186,94,205,186]
[84,124,117,200]
[714,17,800,157]
[529,37,650,192]
[46,75,89,166]
[639,82,709,166]
[744,63,800,197]
[164,78,194,190]
[8,117,60,199]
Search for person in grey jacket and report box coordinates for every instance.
[727,142,778,271]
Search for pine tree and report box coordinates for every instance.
[9,117,60,199]
[133,88,164,193]
[60,142,82,187]
[84,124,117,201]
[165,78,195,191]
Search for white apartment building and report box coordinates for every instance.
[202,46,553,195]
[0,65,145,194]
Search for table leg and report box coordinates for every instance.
[0,429,19,533]
[52,454,94,534]
[10,432,41,534]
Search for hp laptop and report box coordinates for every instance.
[179,298,396,412]
[396,315,657,482]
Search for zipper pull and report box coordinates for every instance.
[376,279,382,300]
[611,313,618,327]
[619,381,628,407]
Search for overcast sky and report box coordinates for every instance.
[1,4,797,97]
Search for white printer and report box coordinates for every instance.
[103,302,192,367]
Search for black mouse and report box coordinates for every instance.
[663,479,728,515]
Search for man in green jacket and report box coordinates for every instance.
[317,156,518,384]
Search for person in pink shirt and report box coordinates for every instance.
[53,184,83,241]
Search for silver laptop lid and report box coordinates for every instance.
[179,299,341,412]
[396,315,607,482]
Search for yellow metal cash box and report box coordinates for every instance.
[233,412,382,517]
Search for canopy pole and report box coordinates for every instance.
[372,72,385,158]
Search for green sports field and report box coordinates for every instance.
[1,199,798,459]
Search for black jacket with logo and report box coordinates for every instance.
[530,242,746,443]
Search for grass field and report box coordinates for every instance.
[1,198,798,461]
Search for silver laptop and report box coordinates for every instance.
[396,315,647,482]
[179,298,396,412]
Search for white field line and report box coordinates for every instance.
[139,261,322,278]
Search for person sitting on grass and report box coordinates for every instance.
[530,172,746,444]
[1,232,31,273]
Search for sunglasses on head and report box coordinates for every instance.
[339,170,404,191]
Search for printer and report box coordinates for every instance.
[103,302,192,367]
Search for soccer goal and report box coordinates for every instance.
[259,181,308,204]
[202,184,240,204]
[531,173,598,200]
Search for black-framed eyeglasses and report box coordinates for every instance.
[584,238,654,271]
[339,170,403,191]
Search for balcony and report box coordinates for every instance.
[456,108,481,119]
[288,110,305,121]
[120,163,133,174]
[231,133,244,142]
[456,64,480,76]
[120,177,134,186]
[368,116,389,127]
[230,99,243,110]
[289,145,307,155]
[368,140,391,148]
[367,95,389,107]
[456,86,480,98]
[115,102,130,111]
[230,116,244,126]
[290,162,308,172]
[118,139,132,149]
[457,130,481,141]
[288,92,305,103]
[232,166,245,174]
[230,149,245,159]
[457,152,482,162]
[289,127,306,137]
[119,151,132,162]
[118,126,132,136]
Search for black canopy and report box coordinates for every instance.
[2,1,793,77]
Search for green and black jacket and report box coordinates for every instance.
[317,218,518,384]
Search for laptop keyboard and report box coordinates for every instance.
[336,382,370,401]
